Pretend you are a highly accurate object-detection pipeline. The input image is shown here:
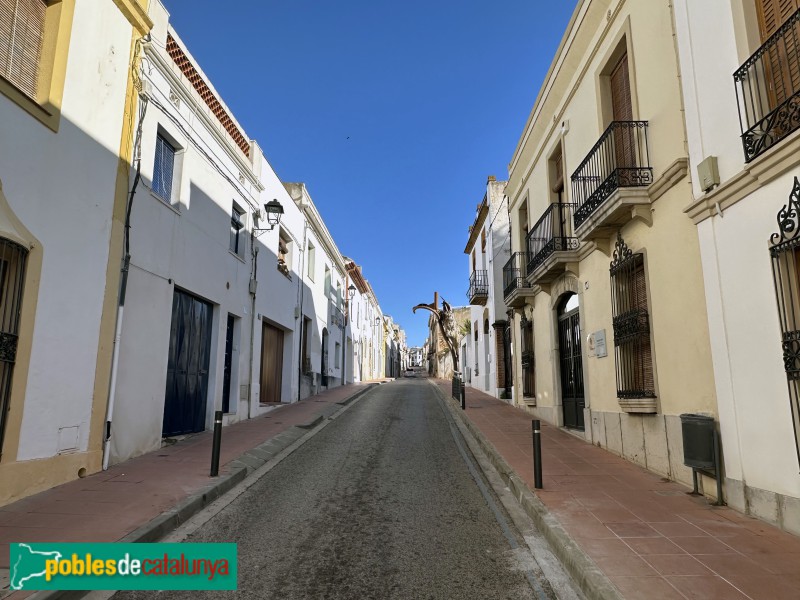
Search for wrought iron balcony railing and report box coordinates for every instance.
[467,270,489,304]
[734,8,800,162]
[526,202,580,273]
[571,121,652,228]
[503,252,530,299]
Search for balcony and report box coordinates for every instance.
[502,252,535,307]
[525,202,580,285]
[570,121,653,240]
[734,8,800,162]
[467,270,489,305]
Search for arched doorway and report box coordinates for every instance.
[321,328,329,388]
[557,293,584,430]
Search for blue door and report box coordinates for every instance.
[163,289,213,437]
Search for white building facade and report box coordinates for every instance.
[674,0,800,533]
[0,0,152,504]
[464,177,511,400]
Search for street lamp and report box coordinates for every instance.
[375,317,381,326]
[253,199,284,236]
[348,284,356,300]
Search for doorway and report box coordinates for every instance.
[557,293,585,430]
[221,314,235,413]
[260,321,284,404]
[321,328,329,387]
[163,289,213,437]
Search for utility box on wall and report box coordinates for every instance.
[697,156,720,193]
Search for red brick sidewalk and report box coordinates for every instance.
[433,379,800,600]
[0,383,370,593]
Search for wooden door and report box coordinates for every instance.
[260,322,284,404]
[756,0,800,110]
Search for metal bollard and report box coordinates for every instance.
[210,410,223,477]
[532,419,543,489]
[461,381,466,410]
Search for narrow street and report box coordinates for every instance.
[116,379,564,599]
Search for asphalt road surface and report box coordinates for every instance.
[117,379,562,599]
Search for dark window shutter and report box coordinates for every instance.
[0,0,46,100]
[610,53,633,122]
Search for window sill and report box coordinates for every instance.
[618,397,657,413]
[149,190,181,215]
[0,77,60,132]
[229,249,246,264]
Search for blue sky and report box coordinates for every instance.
[162,0,577,346]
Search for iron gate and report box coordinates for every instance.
[558,297,585,430]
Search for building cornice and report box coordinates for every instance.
[464,199,489,254]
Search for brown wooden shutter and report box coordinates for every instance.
[0,0,46,100]
[757,0,800,40]
[610,54,633,122]
[757,0,800,108]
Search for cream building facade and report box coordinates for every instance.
[504,0,717,492]
[673,0,800,532]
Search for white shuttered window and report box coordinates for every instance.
[0,0,46,100]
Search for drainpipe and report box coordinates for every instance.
[297,219,308,402]
[247,236,258,420]
[103,92,148,470]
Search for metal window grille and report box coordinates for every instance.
[0,238,28,457]
[153,134,176,202]
[769,176,800,466]
[230,207,244,255]
[609,233,655,399]
[0,0,46,100]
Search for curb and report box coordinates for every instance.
[429,381,622,600]
[24,384,380,600]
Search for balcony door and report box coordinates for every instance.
[756,0,800,110]
[610,53,635,169]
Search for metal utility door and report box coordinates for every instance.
[221,315,234,413]
[558,300,585,430]
[163,290,213,437]
[260,322,284,404]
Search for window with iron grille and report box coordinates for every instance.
[610,233,655,399]
[230,204,245,256]
[153,134,177,202]
[0,0,46,100]
[769,176,800,466]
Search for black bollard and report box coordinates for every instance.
[210,410,223,477]
[532,419,543,489]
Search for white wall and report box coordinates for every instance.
[0,3,134,461]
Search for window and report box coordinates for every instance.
[336,282,342,308]
[481,229,486,253]
[609,232,655,399]
[230,204,245,257]
[769,177,800,460]
[307,241,315,281]
[335,342,341,369]
[153,134,176,202]
[324,265,331,297]
[0,0,46,100]
[278,228,291,277]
